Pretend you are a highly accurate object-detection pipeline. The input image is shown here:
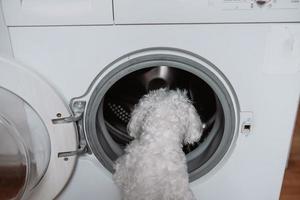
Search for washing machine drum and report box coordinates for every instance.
[102,66,219,153]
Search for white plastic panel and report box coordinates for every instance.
[263,25,300,74]
[2,0,113,26]
[114,0,300,24]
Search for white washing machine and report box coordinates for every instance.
[0,1,300,200]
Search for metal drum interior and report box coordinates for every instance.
[84,51,239,181]
[102,67,220,154]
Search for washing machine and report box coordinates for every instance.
[0,0,299,200]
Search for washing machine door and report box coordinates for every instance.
[0,57,78,200]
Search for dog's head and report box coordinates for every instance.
[127,89,203,144]
[127,89,164,139]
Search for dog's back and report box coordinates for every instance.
[113,89,202,200]
[114,145,195,200]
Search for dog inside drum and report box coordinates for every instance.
[113,88,204,200]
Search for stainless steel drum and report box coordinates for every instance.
[102,66,219,154]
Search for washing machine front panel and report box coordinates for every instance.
[7,24,272,102]
[0,57,78,200]
[2,0,114,26]
[7,24,300,200]
[114,0,300,24]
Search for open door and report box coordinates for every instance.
[0,57,78,200]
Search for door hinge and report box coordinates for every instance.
[51,101,86,124]
[51,112,83,124]
[51,101,88,158]
[58,144,87,157]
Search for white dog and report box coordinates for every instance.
[113,88,203,200]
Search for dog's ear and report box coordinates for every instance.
[127,99,152,139]
[183,105,203,145]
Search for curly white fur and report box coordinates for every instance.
[113,89,203,200]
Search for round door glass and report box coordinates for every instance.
[0,88,51,200]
